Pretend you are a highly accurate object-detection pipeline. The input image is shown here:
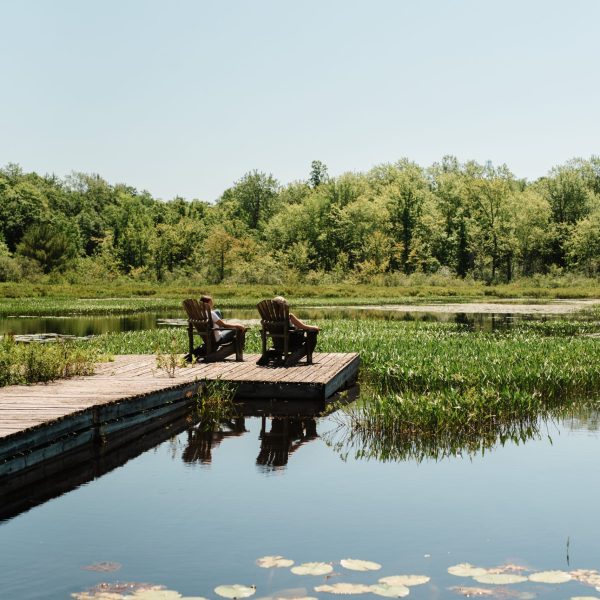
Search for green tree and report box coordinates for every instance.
[309,160,329,188]
[220,170,280,230]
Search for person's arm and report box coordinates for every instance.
[289,313,319,332]
[215,317,246,331]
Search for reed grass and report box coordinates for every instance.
[0,336,98,386]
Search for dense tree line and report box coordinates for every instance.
[1,157,599,285]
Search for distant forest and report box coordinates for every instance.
[1,157,599,285]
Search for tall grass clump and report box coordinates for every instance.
[0,336,98,387]
[315,317,600,459]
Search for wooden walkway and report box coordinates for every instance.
[0,353,359,478]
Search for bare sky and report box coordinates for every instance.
[2,0,599,201]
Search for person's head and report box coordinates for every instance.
[272,295,288,306]
[200,294,214,308]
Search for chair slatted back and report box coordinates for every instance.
[257,299,290,352]
[183,299,216,347]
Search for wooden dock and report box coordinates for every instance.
[0,352,359,479]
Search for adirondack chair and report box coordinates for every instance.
[256,299,317,366]
[182,299,244,363]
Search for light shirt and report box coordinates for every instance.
[211,310,223,341]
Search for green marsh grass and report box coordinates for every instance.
[0,336,98,387]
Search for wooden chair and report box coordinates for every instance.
[183,299,244,363]
[256,299,317,367]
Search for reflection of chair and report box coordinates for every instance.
[183,299,244,363]
[256,416,318,467]
[182,418,246,465]
[256,299,317,366]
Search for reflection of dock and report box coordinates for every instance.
[0,353,359,479]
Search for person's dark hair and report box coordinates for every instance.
[200,294,212,304]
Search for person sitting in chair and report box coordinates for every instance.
[257,296,319,365]
[200,294,246,346]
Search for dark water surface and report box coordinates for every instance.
[1,412,599,600]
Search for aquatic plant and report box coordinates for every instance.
[0,336,98,387]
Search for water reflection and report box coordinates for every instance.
[256,416,318,469]
[182,417,247,465]
[324,408,600,463]
[0,308,552,336]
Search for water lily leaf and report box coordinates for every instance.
[448,564,489,577]
[528,571,571,584]
[449,587,495,597]
[82,562,122,573]
[449,587,534,599]
[215,585,257,599]
[369,583,410,597]
[489,565,530,574]
[129,591,182,600]
[340,559,382,572]
[72,583,164,600]
[571,571,600,587]
[291,563,333,576]
[314,584,373,594]
[379,576,429,587]
[473,574,527,585]
[257,556,295,568]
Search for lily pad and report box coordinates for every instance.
[571,571,600,587]
[257,556,295,569]
[528,571,571,584]
[449,587,495,597]
[369,583,410,597]
[340,559,382,572]
[473,574,528,585]
[82,562,122,573]
[314,584,373,594]
[215,585,257,599]
[129,591,183,600]
[448,564,489,577]
[379,576,429,587]
[291,563,333,576]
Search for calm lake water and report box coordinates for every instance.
[0,308,537,337]
[1,410,599,600]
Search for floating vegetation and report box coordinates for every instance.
[369,583,410,597]
[214,585,257,599]
[81,561,122,572]
[256,556,295,568]
[571,569,600,589]
[378,576,430,587]
[291,563,333,576]
[340,559,381,572]
[528,570,571,584]
[473,574,528,585]
[72,583,206,600]
[449,587,535,599]
[448,564,490,578]
[314,583,373,594]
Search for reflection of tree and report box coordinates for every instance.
[182,418,246,465]
[256,416,318,468]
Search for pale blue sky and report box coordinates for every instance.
[1,0,599,201]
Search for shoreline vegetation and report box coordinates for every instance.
[1,276,600,316]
